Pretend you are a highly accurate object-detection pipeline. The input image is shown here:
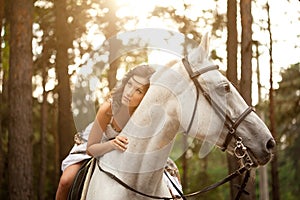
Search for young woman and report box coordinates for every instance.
[56,65,182,199]
[86,65,155,157]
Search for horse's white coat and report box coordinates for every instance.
[85,33,274,199]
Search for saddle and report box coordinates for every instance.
[67,158,96,200]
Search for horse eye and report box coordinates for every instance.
[217,82,231,94]
[224,84,230,92]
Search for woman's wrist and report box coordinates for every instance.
[111,136,128,152]
[109,140,116,150]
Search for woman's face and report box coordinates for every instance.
[121,75,149,108]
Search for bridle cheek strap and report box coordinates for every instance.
[182,58,254,151]
[182,58,219,134]
[221,106,253,151]
[182,57,254,199]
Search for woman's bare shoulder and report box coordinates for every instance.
[96,100,112,120]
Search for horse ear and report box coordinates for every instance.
[200,32,210,56]
[187,32,211,67]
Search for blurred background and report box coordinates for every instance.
[0,0,299,199]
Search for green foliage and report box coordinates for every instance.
[275,63,300,143]
[257,63,300,199]
[276,63,300,199]
[278,153,298,200]
[172,136,229,200]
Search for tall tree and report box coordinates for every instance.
[54,0,76,164]
[102,1,122,90]
[38,64,49,200]
[8,0,33,199]
[0,10,10,200]
[226,0,238,87]
[239,0,255,199]
[266,1,280,200]
[0,0,6,195]
[240,0,252,101]
[226,1,256,199]
[254,40,270,200]
[34,0,95,188]
[227,0,257,199]
[226,1,241,199]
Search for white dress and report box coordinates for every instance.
[61,121,120,171]
[61,122,93,171]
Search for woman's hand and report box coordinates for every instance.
[110,135,128,152]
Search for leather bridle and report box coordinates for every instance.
[182,58,253,152]
[97,58,255,200]
[181,57,254,199]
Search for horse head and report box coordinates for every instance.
[156,32,276,167]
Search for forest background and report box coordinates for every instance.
[0,0,299,200]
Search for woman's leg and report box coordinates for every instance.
[55,162,83,200]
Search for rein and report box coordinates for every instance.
[97,58,254,199]
[97,162,182,200]
[97,137,253,200]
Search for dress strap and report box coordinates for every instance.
[109,116,114,124]
[109,99,114,124]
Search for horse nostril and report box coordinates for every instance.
[266,138,276,150]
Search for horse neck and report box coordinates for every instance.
[100,92,179,188]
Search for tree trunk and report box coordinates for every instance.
[103,1,120,91]
[226,1,241,199]
[8,0,33,199]
[54,100,61,189]
[0,0,6,194]
[240,0,252,101]
[239,0,255,199]
[254,40,270,200]
[266,2,280,200]
[38,67,48,200]
[54,0,76,164]
[226,0,238,87]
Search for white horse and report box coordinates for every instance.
[85,33,275,199]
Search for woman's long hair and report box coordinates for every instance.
[111,64,156,115]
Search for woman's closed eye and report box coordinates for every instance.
[137,89,144,94]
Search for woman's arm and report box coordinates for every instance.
[86,102,128,157]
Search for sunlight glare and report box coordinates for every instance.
[116,67,126,81]
[116,0,156,18]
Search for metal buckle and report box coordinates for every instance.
[234,137,247,159]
